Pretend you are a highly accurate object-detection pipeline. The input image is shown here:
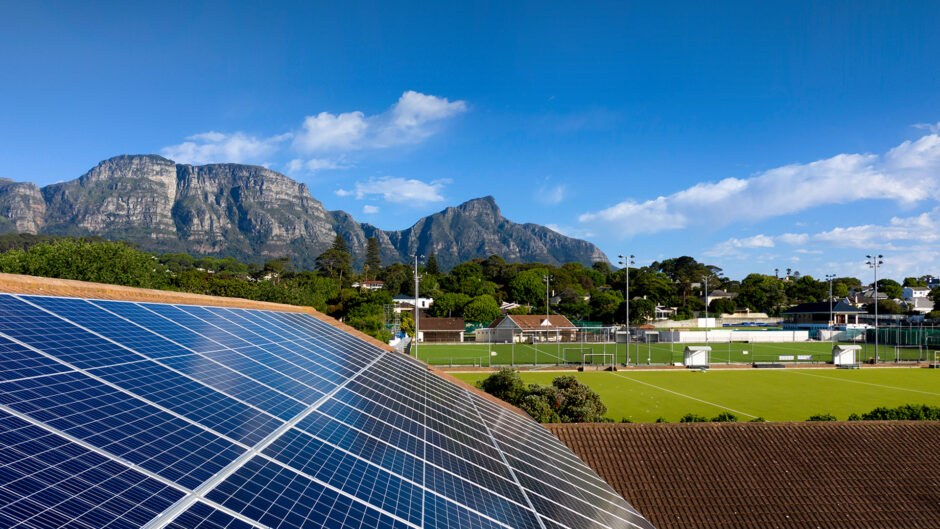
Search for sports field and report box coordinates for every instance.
[452,368,940,422]
[415,340,933,366]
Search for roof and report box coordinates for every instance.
[493,314,577,329]
[782,300,865,314]
[548,421,940,529]
[417,316,465,331]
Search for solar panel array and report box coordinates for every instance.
[0,292,655,529]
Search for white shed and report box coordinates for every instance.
[683,346,711,368]
[832,344,861,366]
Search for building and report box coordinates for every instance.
[392,294,433,313]
[351,280,385,291]
[476,314,577,343]
[902,285,931,300]
[703,289,737,306]
[416,315,465,342]
[782,300,866,331]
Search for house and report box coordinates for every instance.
[476,314,577,343]
[903,297,934,314]
[703,289,737,306]
[902,285,930,301]
[416,315,465,343]
[654,305,677,320]
[849,288,888,308]
[782,300,866,331]
[499,301,525,314]
[392,295,433,313]
[351,280,384,291]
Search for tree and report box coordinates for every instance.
[589,290,623,324]
[903,277,927,287]
[508,268,550,306]
[364,237,382,279]
[875,279,903,300]
[627,298,655,325]
[869,299,903,314]
[315,234,353,284]
[737,274,786,315]
[709,298,737,315]
[930,288,940,311]
[427,292,471,317]
[425,251,440,275]
[463,295,501,322]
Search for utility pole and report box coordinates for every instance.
[866,254,883,363]
[542,274,553,321]
[413,254,423,360]
[826,274,835,344]
[618,254,634,365]
[704,274,709,345]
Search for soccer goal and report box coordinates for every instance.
[581,352,615,371]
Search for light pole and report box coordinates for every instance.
[618,254,634,365]
[866,254,883,363]
[542,274,553,365]
[825,274,835,344]
[703,274,709,345]
[413,254,423,360]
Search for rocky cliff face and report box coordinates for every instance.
[3,155,609,269]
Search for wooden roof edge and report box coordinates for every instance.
[0,272,397,355]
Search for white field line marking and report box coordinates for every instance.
[610,372,758,418]
[783,369,940,397]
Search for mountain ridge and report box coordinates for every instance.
[0,155,609,269]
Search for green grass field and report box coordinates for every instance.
[415,340,934,366]
[452,368,940,422]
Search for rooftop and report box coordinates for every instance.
[549,421,940,529]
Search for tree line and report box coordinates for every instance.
[0,233,937,344]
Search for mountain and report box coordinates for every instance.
[0,155,609,269]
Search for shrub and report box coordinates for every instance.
[475,370,609,423]
[477,368,527,404]
[711,412,738,422]
[679,413,708,423]
[749,417,766,422]
[655,417,668,423]
[857,404,940,421]
[807,413,837,421]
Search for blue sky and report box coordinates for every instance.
[2,1,939,280]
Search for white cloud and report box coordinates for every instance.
[293,90,467,154]
[545,223,595,238]
[580,129,940,237]
[285,157,348,174]
[538,184,567,205]
[362,205,380,214]
[704,234,775,257]
[345,176,450,204]
[163,91,467,165]
[162,131,290,165]
[913,121,940,134]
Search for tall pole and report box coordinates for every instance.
[618,255,634,365]
[826,274,835,344]
[542,274,552,366]
[704,275,709,346]
[866,254,883,363]
[413,254,422,360]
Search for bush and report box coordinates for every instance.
[679,413,708,423]
[749,417,766,422]
[475,370,608,423]
[655,417,669,423]
[857,404,940,421]
[711,412,738,422]
[807,413,837,421]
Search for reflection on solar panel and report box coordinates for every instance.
[0,293,655,529]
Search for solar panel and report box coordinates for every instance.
[0,292,655,528]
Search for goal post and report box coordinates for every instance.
[582,352,615,370]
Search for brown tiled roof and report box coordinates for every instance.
[502,314,577,329]
[417,316,465,331]
[0,273,531,419]
[548,421,940,529]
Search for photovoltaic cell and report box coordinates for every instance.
[21,296,193,360]
[0,371,244,490]
[88,360,283,446]
[206,456,411,529]
[0,410,185,529]
[89,300,226,353]
[0,296,143,369]
[0,335,72,382]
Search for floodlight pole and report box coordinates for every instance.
[413,254,423,360]
[618,254,634,365]
[866,254,883,363]
[826,274,835,345]
[704,275,709,346]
